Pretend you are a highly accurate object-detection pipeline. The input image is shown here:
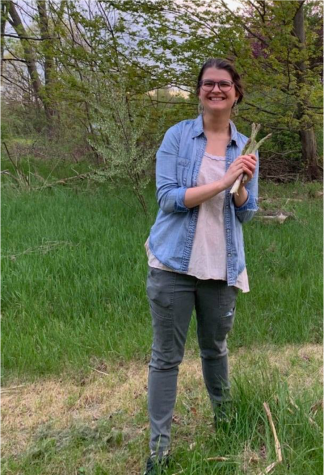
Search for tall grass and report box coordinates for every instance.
[1,180,323,381]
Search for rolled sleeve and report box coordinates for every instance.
[155,125,190,214]
[158,185,189,213]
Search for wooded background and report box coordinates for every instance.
[2,0,323,192]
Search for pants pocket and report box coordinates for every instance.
[146,267,177,354]
[146,267,176,317]
[151,307,174,353]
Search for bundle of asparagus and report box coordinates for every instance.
[230,123,272,195]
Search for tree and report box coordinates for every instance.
[292,0,321,178]
[5,0,43,106]
[88,77,165,214]
[1,1,9,67]
[106,0,323,179]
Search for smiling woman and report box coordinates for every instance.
[143,58,259,474]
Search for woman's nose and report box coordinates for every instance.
[211,83,221,92]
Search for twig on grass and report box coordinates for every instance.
[1,170,21,185]
[36,171,94,190]
[258,402,282,475]
[88,366,110,376]
[1,384,26,394]
[255,211,295,224]
[261,460,279,474]
[2,241,76,260]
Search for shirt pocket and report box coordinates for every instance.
[176,156,190,186]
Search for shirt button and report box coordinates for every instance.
[227,253,231,257]
[226,205,229,209]
[226,229,230,233]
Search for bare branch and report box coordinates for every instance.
[1,73,31,94]
[220,0,270,46]
[2,57,27,62]
[1,33,58,40]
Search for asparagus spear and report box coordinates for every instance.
[230,123,272,195]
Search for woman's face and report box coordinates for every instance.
[198,67,239,115]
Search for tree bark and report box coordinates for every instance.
[293,0,321,180]
[8,0,42,105]
[37,0,58,137]
[0,0,7,101]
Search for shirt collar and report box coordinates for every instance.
[191,114,238,145]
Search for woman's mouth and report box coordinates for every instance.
[208,97,226,101]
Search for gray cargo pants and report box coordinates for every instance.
[146,267,239,454]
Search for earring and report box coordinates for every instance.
[232,100,239,117]
[198,101,204,114]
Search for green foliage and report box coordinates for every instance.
[2,0,322,179]
[107,0,323,174]
[88,78,165,214]
[1,118,12,143]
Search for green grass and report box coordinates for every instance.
[1,179,323,381]
[1,175,322,474]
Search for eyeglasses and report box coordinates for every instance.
[199,80,234,92]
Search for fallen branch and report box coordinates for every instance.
[258,402,282,475]
[230,123,272,195]
[35,171,94,190]
[88,366,110,376]
[1,170,21,184]
[255,211,295,224]
[1,384,26,394]
[2,241,75,260]
[2,141,30,188]
[261,460,279,474]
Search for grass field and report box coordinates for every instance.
[1,174,323,474]
[2,180,323,379]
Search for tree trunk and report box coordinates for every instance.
[37,0,57,138]
[293,0,321,180]
[1,2,8,67]
[299,129,320,180]
[8,0,42,106]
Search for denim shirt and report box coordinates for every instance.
[148,115,259,286]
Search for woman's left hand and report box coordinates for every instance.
[236,153,257,186]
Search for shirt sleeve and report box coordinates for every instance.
[233,151,259,223]
[155,125,190,214]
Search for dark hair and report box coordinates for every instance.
[196,58,244,104]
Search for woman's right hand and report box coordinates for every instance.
[220,154,257,190]
[184,154,257,209]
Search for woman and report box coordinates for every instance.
[144,58,258,474]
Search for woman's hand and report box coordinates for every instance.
[184,154,257,209]
[220,154,257,190]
